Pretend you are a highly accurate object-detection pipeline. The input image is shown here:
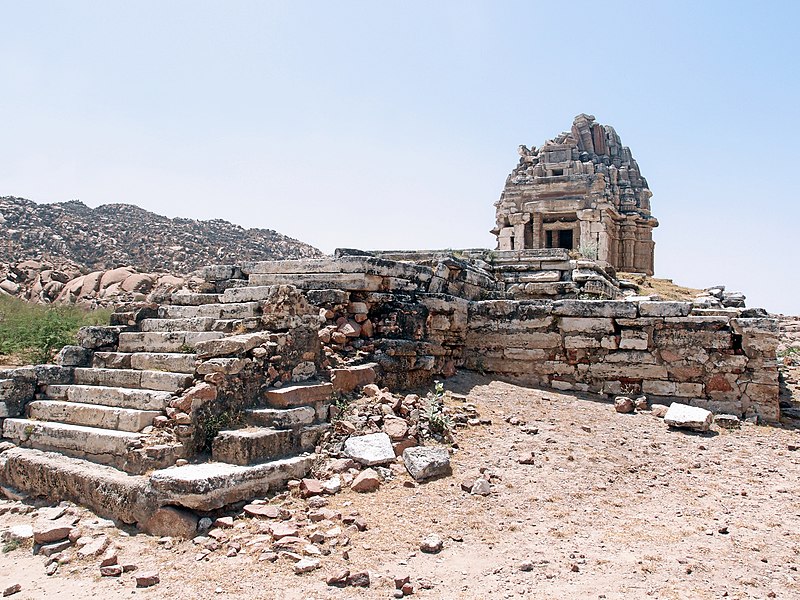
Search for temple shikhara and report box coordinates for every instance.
[492,114,658,275]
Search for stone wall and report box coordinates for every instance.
[463,300,779,422]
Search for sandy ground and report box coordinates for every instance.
[2,373,800,600]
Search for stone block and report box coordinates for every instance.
[344,433,395,466]
[560,317,616,333]
[330,364,377,393]
[619,330,649,350]
[552,300,637,318]
[402,447,451,481]
[55,345,93,367]
[642,380,676,396]
[212,428,293,466]
[664,403,713,432]
[639,301,691,317]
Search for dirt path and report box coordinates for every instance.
[3,374,800,599]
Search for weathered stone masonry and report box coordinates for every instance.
[493,114,658,275]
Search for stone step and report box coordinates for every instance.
[169,292,222,306]
[2,419,142,468]
[42,385,172,411]
[158,302,261,320]
[149,454,315,511]
[27,400,161,432]
[245,406,316,429]
[0,447,153,525]
[73,368,193,393]
[118,331,224,353]
[139,317,219,333]
[211,428,293,466]
[263,382,334,409]
[93,352,198,374]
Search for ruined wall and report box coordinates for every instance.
[463,300,780,422]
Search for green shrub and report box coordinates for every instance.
[0,295,111,363]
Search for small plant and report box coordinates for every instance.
[199,409,242,452]
[2,539,20,553]
[330,391,352,420]
[424,380,453,438]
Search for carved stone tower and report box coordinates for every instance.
[492,114,658,275]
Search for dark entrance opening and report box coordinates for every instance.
[558,229,573,250]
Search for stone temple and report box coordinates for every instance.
[492,114,658,275]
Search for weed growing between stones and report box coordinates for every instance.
[424,381,453,440]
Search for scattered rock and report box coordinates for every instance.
[77,535,109,559]
[326,569,350,587]
[420,534,444,554]
[135,571,160,588]
[347,571,370,587]
[614,396,635,414]
[214,516,234,528]
[100,565,123,577]
[243,504,280,519]
[470,478,491,496]
[651,404,669,418]
[2,584,21,597]
[714,414,741,429]
[294,558,321,574]
[300,478,324,498]
[322,477,342,494]
[402,446,451,481]
[351,469,381,493]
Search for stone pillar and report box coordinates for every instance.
[620,220,637,272]
[531,213,543,249]
[510,213,531,250]
[498,227,514,251]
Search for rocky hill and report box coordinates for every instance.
[0,196,323,273]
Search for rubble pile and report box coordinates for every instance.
[0,196,322,288]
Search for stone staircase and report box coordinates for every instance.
[3,354,195,473]
[0,283,333,529]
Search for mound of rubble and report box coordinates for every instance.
[0,196,323,274]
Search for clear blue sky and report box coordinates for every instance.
[1,1,798,314]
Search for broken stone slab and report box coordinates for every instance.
[344,433,395,466]
[193,332,270,358]
[32,519,74,544]
[402,447,451,481]
[149,454,315,511]
[664,403,713,432]
[1,525,33,544]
